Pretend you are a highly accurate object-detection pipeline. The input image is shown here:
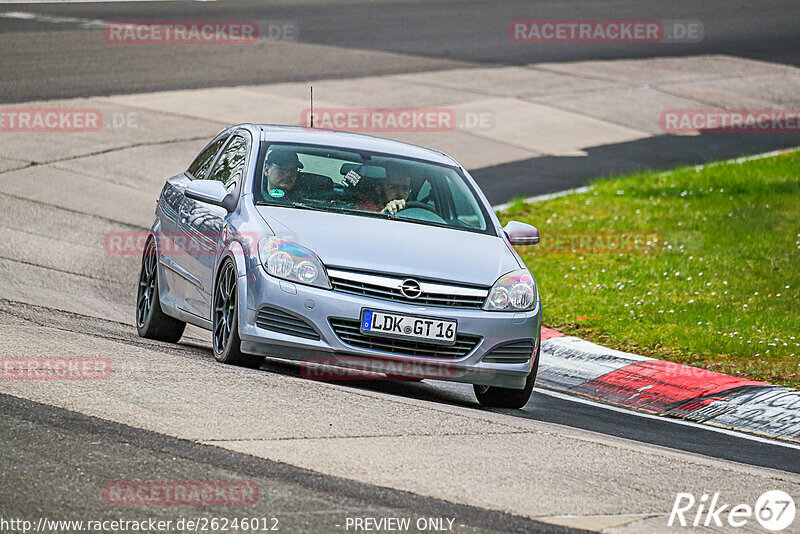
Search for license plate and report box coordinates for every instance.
[360,310,457,345]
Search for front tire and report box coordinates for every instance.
[136,238,186,342]
[473,344,539,409]
[212,260,265,369]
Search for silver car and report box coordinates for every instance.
[136,124,542,408]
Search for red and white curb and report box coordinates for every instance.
[499,149,800,443]
[538,328,800,444]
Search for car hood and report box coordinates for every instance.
[256,206,521,286]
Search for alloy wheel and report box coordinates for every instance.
[136,241,157,328]
[214,262,237,354]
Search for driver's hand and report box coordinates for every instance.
[381,199,406,215]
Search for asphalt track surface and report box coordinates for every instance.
[1,299,798,530]
[0,393,576,534]
[2,0,800,202]
[3,296,799,476]
[1,0,800,102]
[2,1,800,532]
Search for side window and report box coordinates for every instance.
[187,137,227,180]
[415,180,433,204]
[207,136,248,191]
[444,175,487,230]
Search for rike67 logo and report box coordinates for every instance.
[669,490,795,531]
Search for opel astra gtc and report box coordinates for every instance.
[136,124,542,408]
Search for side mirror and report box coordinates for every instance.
[185,180,236,212]
[504,221,539,246]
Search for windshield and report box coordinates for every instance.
[253,142,492,234]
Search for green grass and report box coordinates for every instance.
[499,151,800,387]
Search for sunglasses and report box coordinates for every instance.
[269,164,297,175]
[386,182,412,192]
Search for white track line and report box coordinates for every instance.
[693,147,799,170]
[0,1,213,4]
[0,5,215,28]
[491,186,590,212]
[0,10,103,26]
[538,388,800,451]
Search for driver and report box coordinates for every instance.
[354,164,413,214]
[263,149,304,201]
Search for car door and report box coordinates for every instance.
[158,134,228,315]
[176,133,250,320]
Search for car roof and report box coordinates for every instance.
[255,124,457,166]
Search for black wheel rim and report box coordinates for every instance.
[213,262,236,354]
[136,241,157,328]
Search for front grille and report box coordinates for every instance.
[256,307,320,340]
[328,269,487,309]
[482,340,535,363]
[329,318,480,359]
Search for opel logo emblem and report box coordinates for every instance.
[400,279,422,299]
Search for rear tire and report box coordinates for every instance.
[212,260,265,369]
[473,344,539,409]
[136,238,186,343]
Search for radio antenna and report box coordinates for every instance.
[310,86,314,128]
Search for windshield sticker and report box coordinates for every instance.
[269,189,285,198]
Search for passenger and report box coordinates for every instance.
[349,164,413,215]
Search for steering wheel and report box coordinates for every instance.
[395,201,446,223]
[397,201,438,214]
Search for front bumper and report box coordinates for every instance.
[239,266,541,389]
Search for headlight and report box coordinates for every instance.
[258,237,331,289]
[484,269,537,311]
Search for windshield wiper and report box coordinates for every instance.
[256,200,394,219]
[254,200,326,211]
[255,201,484,232]
[318,205,395,220]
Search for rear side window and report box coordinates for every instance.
[207,135,249,191]
[187,137,227,180]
